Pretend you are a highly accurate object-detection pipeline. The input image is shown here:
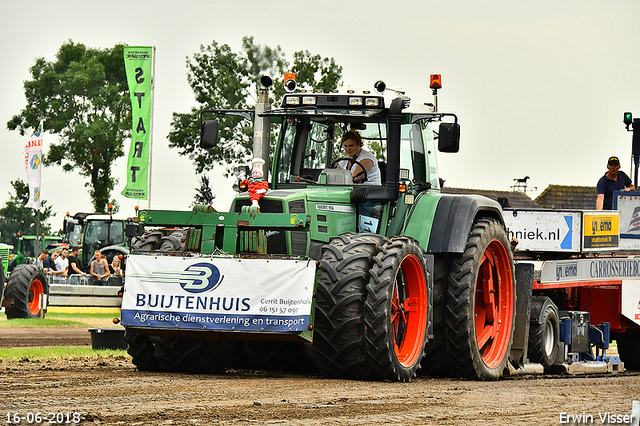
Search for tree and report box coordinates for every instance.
[168,37,343,174]
[7,40,131,213]
[0,180,54,248]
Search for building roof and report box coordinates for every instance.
[441,187,540,209]
[534,185,596,210]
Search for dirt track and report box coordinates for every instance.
[1,326,640,425]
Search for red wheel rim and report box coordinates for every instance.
[390,254,428,367]
[28,279,44,315]
[474,239,514,369]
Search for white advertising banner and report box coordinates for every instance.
[121,255,316,333]
[540,258,640,283]
[503,210,581,252]
[23,120,44,209]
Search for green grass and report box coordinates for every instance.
[0,312,117,328]
[0,346,129,361]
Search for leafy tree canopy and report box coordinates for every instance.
[0,180,54,248]
[7,40,131,213]
[168,36,343,174]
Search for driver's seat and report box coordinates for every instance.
[317,168,354,185]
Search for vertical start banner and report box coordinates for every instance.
[122,46,154,200]
[24,119,44,209]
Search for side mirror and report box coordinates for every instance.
[438,122,460,153]
[63,221,74,234]
[126,223,146,239]
[200,120,219,149]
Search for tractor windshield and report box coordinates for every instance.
[67,224,83,247]
[274,115,441,191]
[21,239,37,258]
[275,116,387,186]
[84,220,125,256]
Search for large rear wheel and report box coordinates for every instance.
[4,264,48,319]
[446,218,515,380]
[365,236,429,382]
[313,233,384,379]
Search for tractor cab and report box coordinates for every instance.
[267,89,454,193]
[63,211,128,268]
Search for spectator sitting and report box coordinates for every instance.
[90,249,110,285]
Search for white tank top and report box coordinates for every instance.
[339,149,381,185]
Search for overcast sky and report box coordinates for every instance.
[1,0,639,231]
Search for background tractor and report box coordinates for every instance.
[62,210,129,270]
[7,234,62,271]
[1,241,48,319]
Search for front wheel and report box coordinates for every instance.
[124,328,159,372]
[152,336,242,374]
[4,264,48,319]
[528,296,559,369]
[365,236,429,382]
[446,218,516,380]
[313,233,384,379]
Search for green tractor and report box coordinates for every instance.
[1,242,47,319]
[8,234,63,271]
[0,242,11,304]
[62,211,129,270]
[120,76,528,382]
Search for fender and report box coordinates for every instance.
[99,245,129,256]
[426,194,505,254]
[88,245,129,265]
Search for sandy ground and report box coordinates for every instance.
[1,325,640,426]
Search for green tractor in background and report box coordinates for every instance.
[1,241,47,319]
[62,211,129,271]
[7,234,63,271]
[0,242,11,306]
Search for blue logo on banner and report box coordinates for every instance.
[180,262,223,293]
[134,262,223,293]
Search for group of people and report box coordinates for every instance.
[35,247,123,285]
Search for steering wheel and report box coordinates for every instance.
[331,157,368,183]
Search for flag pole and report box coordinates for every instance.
[37,113,42,241]
[36,209,40,246]
[147,46,156,209]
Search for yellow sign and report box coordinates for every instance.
[583,212,619,249]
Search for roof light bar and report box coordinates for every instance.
[285,96,300,105]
